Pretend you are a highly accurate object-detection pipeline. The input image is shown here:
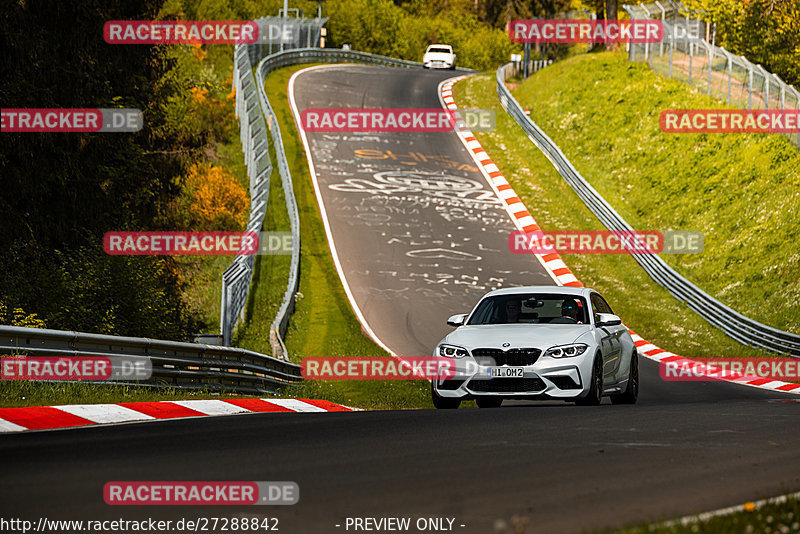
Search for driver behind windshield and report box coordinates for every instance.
[560,298,584,324]
[503,298,521,323]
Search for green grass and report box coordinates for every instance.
[454,59,783,359]
[603,494,800,534]
[511,51,800,337]
[235,64,435,410]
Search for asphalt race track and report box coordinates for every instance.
[289,65,553,356]
[1,65,798,534]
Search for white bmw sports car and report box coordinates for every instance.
[431,286,639,408]
[422,44,456,69]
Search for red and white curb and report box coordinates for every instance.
[439,76,800,396]
[0,399,357,434]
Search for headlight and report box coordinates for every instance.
[544,343,588,358]
[438,344,468,358]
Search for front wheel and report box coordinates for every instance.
[575,355,603,406]
[476,397,502,408]
[611,351,639,405]
[432,383,461,409]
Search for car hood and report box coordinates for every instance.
[442,324,592,351]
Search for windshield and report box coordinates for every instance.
[427,47,451,54]
[467,294,589,325]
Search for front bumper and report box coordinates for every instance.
[424,60,453,69]
[433,355,591,399]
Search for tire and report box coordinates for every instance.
[431,383,461,409]
[611,351,639,405]
[476,397,502,408]
[576,355,603,406]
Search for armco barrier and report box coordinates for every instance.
[0,325,302,394]
[220,44,272,348]
[496,62,800,357]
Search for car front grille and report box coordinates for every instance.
[468,377,546,393]
[471,348,541,366]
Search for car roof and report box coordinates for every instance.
[427,44,452,49]
[481,286,593,298]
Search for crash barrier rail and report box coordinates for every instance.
[220,44,273,349]
[246,48,433,359]
[496,62,800,357]
[221,17,328,353]
[0,325,302,394]
[623,1,800,148]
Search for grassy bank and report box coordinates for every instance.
[511,52,800,337]
[455,60,779,359]
[606,494,800,534]
[0,381,260,409]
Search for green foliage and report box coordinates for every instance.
[0,302,47,329]
[324,0,518,70]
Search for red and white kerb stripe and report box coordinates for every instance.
[0,398,356,433]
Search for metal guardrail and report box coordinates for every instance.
[0,325,302,394]
[623,1,800,149]
[496,62,800,357]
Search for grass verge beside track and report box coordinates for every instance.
[0,381,260,408]
[512,51,800,337]
[454,65,776,359]
[240,64,433,410]
[605,494,800,533]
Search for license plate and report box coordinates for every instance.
[487,367,524,378]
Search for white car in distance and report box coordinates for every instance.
[422,44,456,70]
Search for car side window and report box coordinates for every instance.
[590,294,602,324]
[597,295,614,315]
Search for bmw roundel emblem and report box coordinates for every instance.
[502,342,510,347]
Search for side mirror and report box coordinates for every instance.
[596,313,622,327]
[446,314,467,327]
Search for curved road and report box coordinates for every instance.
[1,65,798,534]
[288,65,553,356]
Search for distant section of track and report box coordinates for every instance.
[289,65,553,356]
